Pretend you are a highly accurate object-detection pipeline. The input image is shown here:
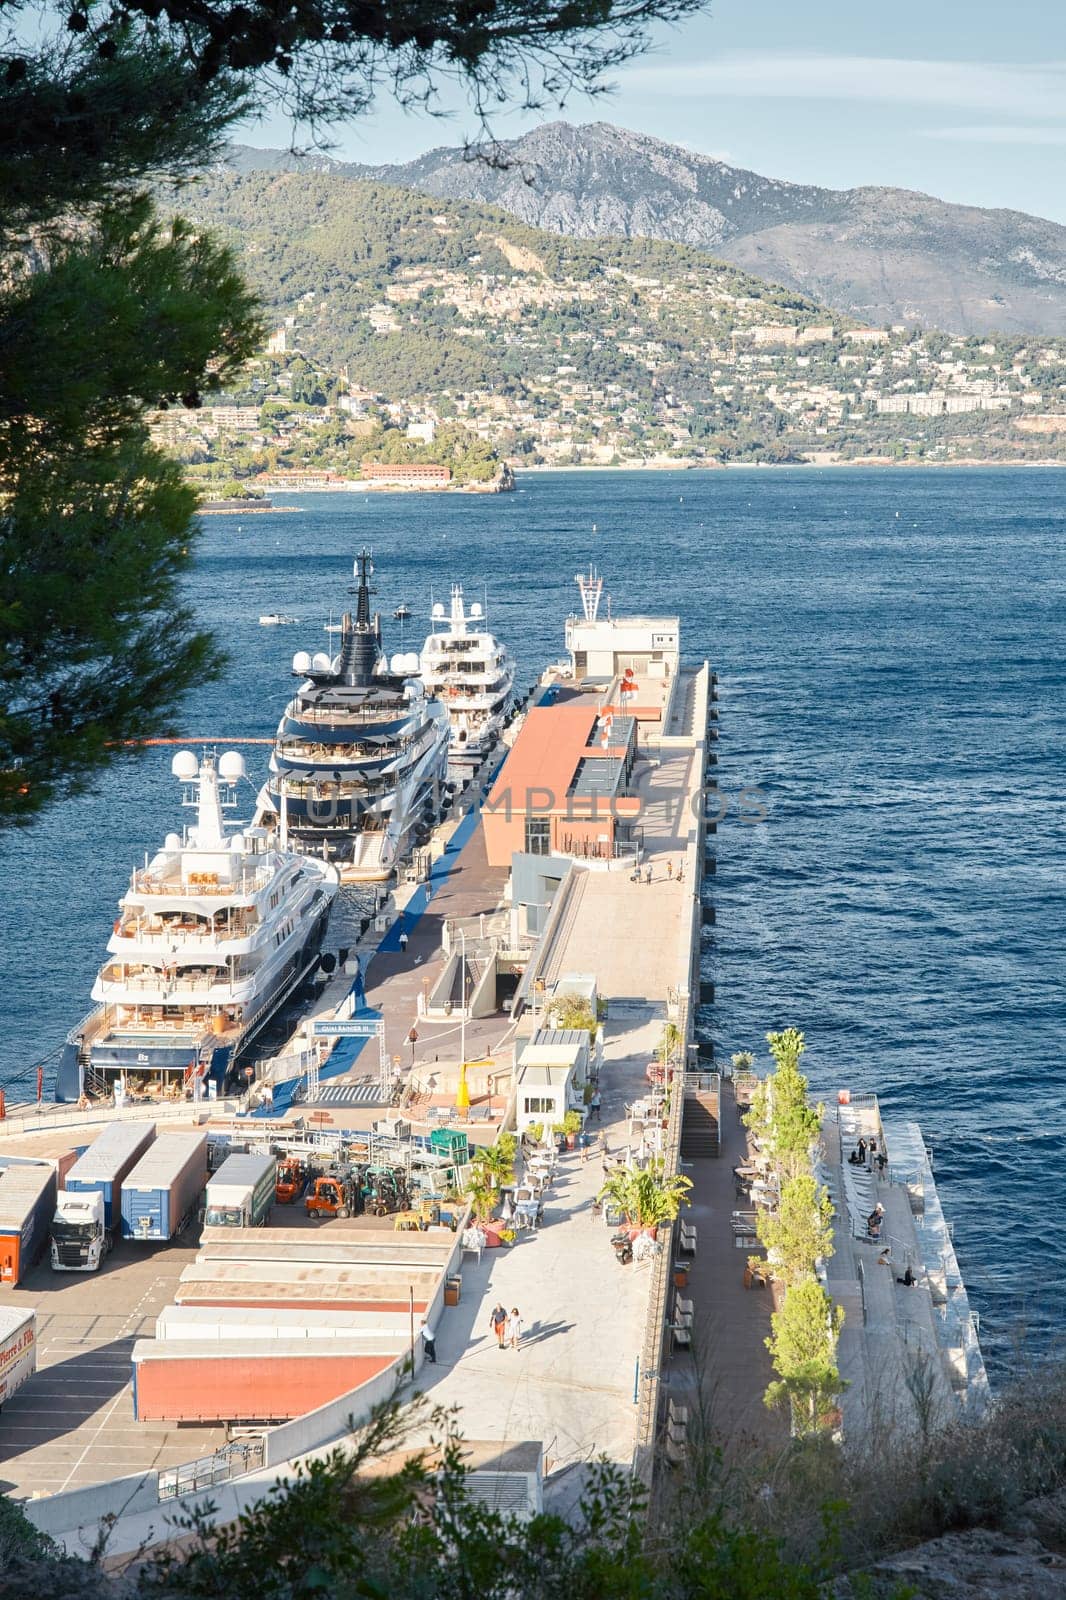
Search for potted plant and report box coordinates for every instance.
[598,1162,693,1240]
[562,1109,584,1150]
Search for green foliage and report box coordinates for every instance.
[756,1174,835,1288]
[745,1028,822,1180]
[765,1276,845,1437]
[544,993,599,1041]
[0,198,260,823]
[0,1494,57,1564]
[598,1160,692,1229]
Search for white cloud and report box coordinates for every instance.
[921,125,1066,145]
[619,53,1066,120]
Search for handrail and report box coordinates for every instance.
[158,1436,265,1501]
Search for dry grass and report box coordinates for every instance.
[656,1336,1066,1576]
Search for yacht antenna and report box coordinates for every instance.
[576,565,603,623]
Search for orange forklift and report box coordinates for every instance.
[305,1173,358,1220]
[275,1157,307,1205]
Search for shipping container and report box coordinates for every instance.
[156,1305,412,1341]
[0,1163,57,1284]
[131,1339,398,1422]
[121,1132,208,1242]
[173,1258,436,1313]
[0,1306,37,1403]
[65,1122,157,1232]
[203,1153,276,1229]
[198,1228,453,1267]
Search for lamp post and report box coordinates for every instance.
[458,925,467,1072]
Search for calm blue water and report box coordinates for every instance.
[1,468,1063,1374]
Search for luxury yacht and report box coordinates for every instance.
[54,752,338,1103]
[420,584,516,767]
[255,550,451,882]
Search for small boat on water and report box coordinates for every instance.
[393,603,412,622]
[259,614,298,626]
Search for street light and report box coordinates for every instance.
[458,925,467,1072]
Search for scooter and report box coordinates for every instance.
[611,1230,634,1265]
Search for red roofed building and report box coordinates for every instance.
[482,701,640,868]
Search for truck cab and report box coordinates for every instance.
[51,1191,107,1272]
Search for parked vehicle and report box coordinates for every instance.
[305,1175,355,1220]
[611,1230,634,1266]
[51,1191,108,1272]
[275,1157,307,1205]
[204,1153,276,1229]
[362,1166,409,1217]
[121,1132,209,1242]
[0,1307,36,1406]
[54,1122,157,1271]
[0,1162,58,1284]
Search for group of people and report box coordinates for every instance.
[849,1135,887,1175]
[489,1303,523,1351]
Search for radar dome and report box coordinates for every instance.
[330,656,341,674]
[218,750,246,781]
[292,651,312,674]
[229,833,246,852]
[403,651,421,673]
[470,602,483,619]
[171,751,198,780]
[390,653,406,673]
[311,651,331,673]
[164,832,181,851]
[432,602,445,619]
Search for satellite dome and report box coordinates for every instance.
[171,751,198,780]
[390,653,406,673]
[469,602,483,619]
[403,651,421,673]
[311,651,331,673]
[164,832,181,851]
[229,833,246,852]
[432,602,445,619]
[218,750,246,781]
[330,656,341,673]
[292,651,312,674]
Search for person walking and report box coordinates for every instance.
[489,1303,508,1349]
[508,1308,523,1351]
[645,864,653,885]
[667,859,673,880]
[420,1317,437,1364]
[590,1090,602,1121]
[399,929,409,954]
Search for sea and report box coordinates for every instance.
[1,466,1063,1377]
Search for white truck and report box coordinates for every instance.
[0,1306,36,1409]
[50,1190,108,1272]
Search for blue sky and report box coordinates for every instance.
[248,0,1066,223]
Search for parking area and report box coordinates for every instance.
[0,1237,227,1499]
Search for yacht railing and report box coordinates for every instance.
[131,865,273,897]
[115,918,258,945]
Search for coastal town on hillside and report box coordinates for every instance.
[149,303,1066,495]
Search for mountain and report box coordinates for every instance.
[175,168,1065,469]
[229,122,1066,337]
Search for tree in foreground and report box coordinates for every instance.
[765,1274,846,1437]
[0,0,710,825]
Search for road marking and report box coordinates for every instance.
[57,1385,132,1494]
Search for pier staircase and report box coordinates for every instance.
[680,1072,721,1159]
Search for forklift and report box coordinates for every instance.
[361,1165,410,1218]
[275,1156,307,1205]
[305,1171,359,1219]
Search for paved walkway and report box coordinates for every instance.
[542,750,698,1003]
[671,1081,786,1451]
[415,1010,663,1509]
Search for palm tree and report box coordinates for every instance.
[598,1163,692,1231]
